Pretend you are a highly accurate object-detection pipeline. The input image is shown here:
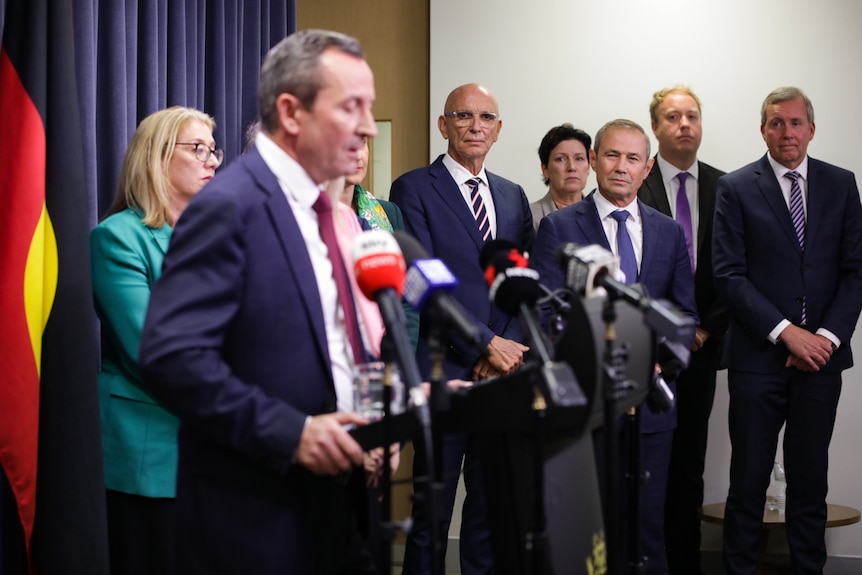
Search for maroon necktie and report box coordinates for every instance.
[312,192,364,363]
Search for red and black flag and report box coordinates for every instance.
[0,1,109,573]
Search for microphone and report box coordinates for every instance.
[352,230,423,392]
[554,243,621,299]
[392,231,485,355]
[481,241,586,410]
[481,238,571,315]
[555,242,696,344]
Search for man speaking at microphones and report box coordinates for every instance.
[530,119,697,575]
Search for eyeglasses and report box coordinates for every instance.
[176,142,225,165]
[443,110,500,127]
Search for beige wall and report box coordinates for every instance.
[297,0,430,197]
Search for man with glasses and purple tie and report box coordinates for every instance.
[714,87,862,575]
[530,118,697,575]
[637,85,728,575]
[389,83,534,575]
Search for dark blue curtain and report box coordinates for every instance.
[0,2,294,573]
[70,0,296,220]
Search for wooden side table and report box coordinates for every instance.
[700,502,860,574]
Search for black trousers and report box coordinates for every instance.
[665,366,717,575]
[106,489,177,575]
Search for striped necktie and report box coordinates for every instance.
[785,170,807,324]
[467,177,491,241]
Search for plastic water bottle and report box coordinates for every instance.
[773,461,787,515]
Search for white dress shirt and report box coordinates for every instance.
[256,132,355,412]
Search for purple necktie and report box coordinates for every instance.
[611,210,638,284]
[312,192,364,363]
[785,170,807,324]
[467,177,491,241]
[675,171,695,273]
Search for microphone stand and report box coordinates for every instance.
[600,291,631,575]
[424,325,448,575]
[376,337,397,575]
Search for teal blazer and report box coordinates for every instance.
[90,208,178,497]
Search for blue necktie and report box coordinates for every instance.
[675,171,695,273]
[467,177,491,241]
[611,210,638,284]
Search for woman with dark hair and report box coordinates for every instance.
[530,123,592,230]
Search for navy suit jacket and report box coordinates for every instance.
[531,192,698,433]
[638,159,728,370]
[713,154,862,374]
[389,154,535,380]
[139,147,359,573]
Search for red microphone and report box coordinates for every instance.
[351,230,422,391]
[352,230,406,299]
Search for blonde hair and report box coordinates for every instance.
[104,106,216,227]
[649,85,702,125]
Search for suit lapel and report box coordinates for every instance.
[804,158,825,250]
[428,158,485,251]
[147,224,172,255]
[639,200,659,275]
[580,193,612,251]
[696,161,717,262]
[245,151,333,376]
[642,162,672,216]
[488,171,511,240]
[754,155,804,255]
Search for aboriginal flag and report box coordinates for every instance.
[0,1,108,573]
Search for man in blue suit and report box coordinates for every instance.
[531,119,697,575]
[139,30,382,574]
[389,83,534,575]
[714,87,862,575]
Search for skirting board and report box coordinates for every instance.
[391,543,862,574]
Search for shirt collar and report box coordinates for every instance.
[593,189,640,224]
[656,154,699,189]
[767,152,809,182]
[255,131,320,208]
[442,153,488,187]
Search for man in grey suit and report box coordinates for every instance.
[531,119,697,575]
[637,85,727,575]
[714,86,862,575]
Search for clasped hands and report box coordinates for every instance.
[779,323,834,372]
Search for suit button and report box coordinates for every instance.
[795,297,804,303]
[324,401,336,413]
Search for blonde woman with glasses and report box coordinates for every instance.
[90,106,222,575]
